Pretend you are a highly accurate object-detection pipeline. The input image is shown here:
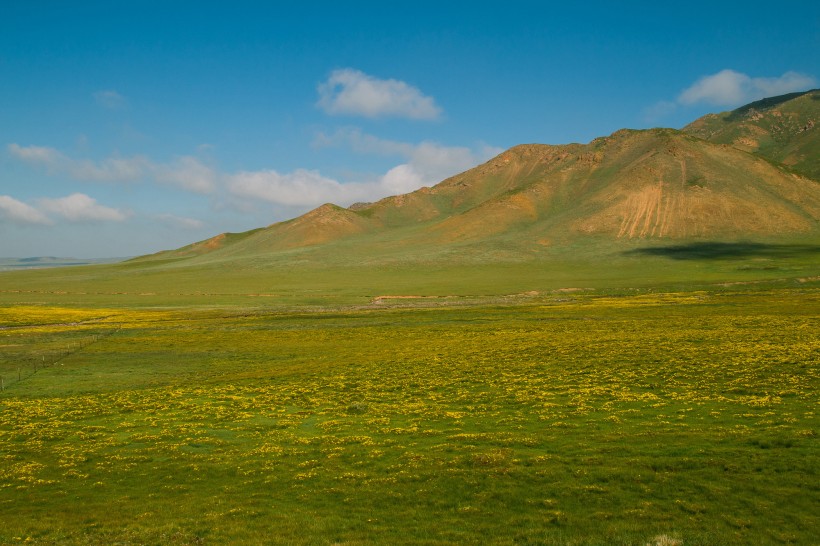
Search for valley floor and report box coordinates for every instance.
[0,289,818,544]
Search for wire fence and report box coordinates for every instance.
[0,328,120,393]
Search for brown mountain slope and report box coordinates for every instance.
[134,127,820,266]
[420,129,820,245]
[132,92,820,265]
[227,204,375,254]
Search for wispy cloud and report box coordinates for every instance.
[226,169,368,207]
[0,195,53,225]
[314,128,416,156]
[155,213,205,230]
[70,156,150,182]
[7,143,61,164]
[317,69,442,120]
[38,193,129,222]
[228,130,501,208]
[644,69,817,122]
[9,143,148,181]
[678,69,816,106]
[7,144,216,194]
[93,90,126,110]
[315,128,501,194]
[0,193,127,225]
[9,133,502,215]
[153,156,217,194]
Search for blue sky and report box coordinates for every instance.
[1,1,818,257]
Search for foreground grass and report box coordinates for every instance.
[0,290,818,544]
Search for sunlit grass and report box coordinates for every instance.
[0,290,818,544]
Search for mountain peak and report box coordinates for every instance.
[684,89,819,179]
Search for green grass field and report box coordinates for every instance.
[4,83,819,546]
[2,236,820,310]
[1,284,818,544]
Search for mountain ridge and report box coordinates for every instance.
[134,91,820,266]
[683,88,819,179]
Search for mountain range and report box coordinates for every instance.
[135,89,820,268]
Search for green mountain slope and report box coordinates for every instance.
[683,89,819,179]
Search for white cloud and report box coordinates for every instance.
[0,195,52,225]
[68,156,151,182]
[678,69,816,107]
[369,140,486,196]
[38,193,128,222]
[678,69,749,106]
[9,143,146,180]
[93,90,126,109]
[153,156,216,194]
[9,133,502,216]
[7,143,62,164]
[315,128,499,187]
[317,69,442,120]
[314,128,415,156]
[410,141,484,179]
[7,144,216,193]
[227,169,368,207]
[752,71,818,98]
[379,164,425,195]
[644,69,817,122]
[229,131,501,208]
[0,193,127,225]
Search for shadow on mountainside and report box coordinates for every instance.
[623,242,820,260]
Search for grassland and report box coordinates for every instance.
[2,235,820,311]
[2,88,818,545]
[1,285,818,545]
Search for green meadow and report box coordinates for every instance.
[0,258,818,544]
[2,12,817,546]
